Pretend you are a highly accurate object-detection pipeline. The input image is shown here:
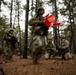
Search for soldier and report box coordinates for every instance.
[44,38,58,59]
[29,7,48,64]
[3,28,17,60]
[58,34,70,59]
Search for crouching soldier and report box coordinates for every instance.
[58,34,72,60]
[3,28,17,60]
[44,38,58,59]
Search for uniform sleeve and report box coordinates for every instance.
[28,17,42,26]
[62,40,69,49]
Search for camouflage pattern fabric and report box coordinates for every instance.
[29,14,48,64]
[3,41,15,60]
[3,31,17,60]
[30,35,47,64]
[45,42,57,59]
[59,39,69,59]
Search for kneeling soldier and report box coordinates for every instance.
[45,38,58,59]
[59,34,70,60]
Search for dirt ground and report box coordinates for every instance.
[0,54,76,75]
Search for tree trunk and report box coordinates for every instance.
[35,0,38,14]
[31,0,33,17]
[69,1,75,53]
[17,1,22,53]
[10,0,13,28]
[53,0,59,47]
[0,0,1,14]
[23,0,29,59]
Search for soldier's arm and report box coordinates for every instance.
[28,17,42,26]
[4,33,11,40]
[62,40,69,49]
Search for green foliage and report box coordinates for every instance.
[0,17,9,40]
[0,17,9,54]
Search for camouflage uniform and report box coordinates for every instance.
[29,8,48,64]
[3,28,17,60]
[59,34,69,59]
[45,39,57,59]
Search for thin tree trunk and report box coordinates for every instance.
[23,0,29,58]
[35,0,38,14]
[10,0,13,28]
[69,2,75,53]
[13,15,16,28]
[31,0,33,17]
[17,1,22,52]
[0,0,1,15]
[53,0,59,47]
[71,3,76,53]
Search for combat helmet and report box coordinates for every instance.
[37,7,44,13]
[8,28,14,32]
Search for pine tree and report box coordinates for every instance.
[60,0,76,53]
[23,0,29,58]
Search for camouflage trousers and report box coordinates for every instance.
[30,35,47,64]
[45,49,58,59]
[57,47,69,59]
[3,42,15,60]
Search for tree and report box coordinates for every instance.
[31,0,34,17]
[0,0,7,17]
[60,0,76,53]
[23,0,29,58]
[47,0,59,47]
[53,0,59,47]
[16,0,22,52]
[0,17,9,54]
[10,0,14,27]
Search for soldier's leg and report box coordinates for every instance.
[52,50,58,58]
[6,45,14,60]
[32,47,43,64]
[52,52,57,58]
[48,50,53,59]
[36,47,43,60]
[32,49,39,64]
[6,50,12,60]
[48,50,52,59]
[31,35,43,64]
[30,45,38,64]
[61,50,65,59]
[5,46,11,60]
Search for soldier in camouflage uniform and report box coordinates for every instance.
[45,38,58,59]
[29,7,48,64]
[3,28,17,60]
[58,34,70,59]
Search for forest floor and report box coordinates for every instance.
[0,54,76,75]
